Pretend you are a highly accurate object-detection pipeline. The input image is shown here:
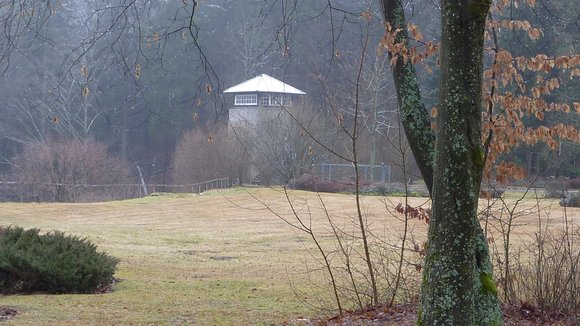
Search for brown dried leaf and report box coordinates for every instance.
[80,65,89,77]
[431,107,438,118]
[361,11,372,21]
[408,23,423,41]
[134,64,141,80]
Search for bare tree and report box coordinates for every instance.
[172,128,241,184]
[226,15,278,79]
[11,138,131,202]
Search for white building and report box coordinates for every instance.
[223,74,306,127]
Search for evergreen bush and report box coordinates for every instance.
[0,226,119,294]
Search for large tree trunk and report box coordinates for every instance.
[419,0,503,324]
[381,0,503,324]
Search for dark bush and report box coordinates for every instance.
[0,226,119,294]
[361,182,429,197]
[544,178,569,198]
[480,184,504,199]
[560,192,580,208]
[364,183,389,195]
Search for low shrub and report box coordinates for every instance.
[511,229,580,320]
[544,178,569,198]
[480,183,504,199]
[0,226,119,294]
[288,175,432,196]
[360,183,429,197]
[560,192,580,207]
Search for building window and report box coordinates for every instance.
[259,95,270,106]
[234,94,257,106]
[269,94,291,106]
[281,95,291,106]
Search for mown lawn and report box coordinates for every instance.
[1,189,322,325]
[0,187,575,325]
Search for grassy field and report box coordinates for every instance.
[0,187,576,325]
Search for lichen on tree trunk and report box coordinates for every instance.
[420,0,503,324]
[381,0,503,324]
[381,0,435,193]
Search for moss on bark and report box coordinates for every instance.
[381,0,435,194]
[381,0,504,325]
[480,272,497,295]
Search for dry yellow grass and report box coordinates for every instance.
[0,187,577,325]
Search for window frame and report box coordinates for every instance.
[234,94,258,106]
[259,95,270,106]
[269,94,291,107]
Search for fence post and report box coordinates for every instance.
[381,165,386,184]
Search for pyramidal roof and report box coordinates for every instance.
[223,74,306,95]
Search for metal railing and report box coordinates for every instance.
[313,163,391,184]
[0,177,235,203]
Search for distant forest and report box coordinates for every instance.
[0,0,577,192]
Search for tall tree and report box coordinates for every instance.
[381,0,503,324]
